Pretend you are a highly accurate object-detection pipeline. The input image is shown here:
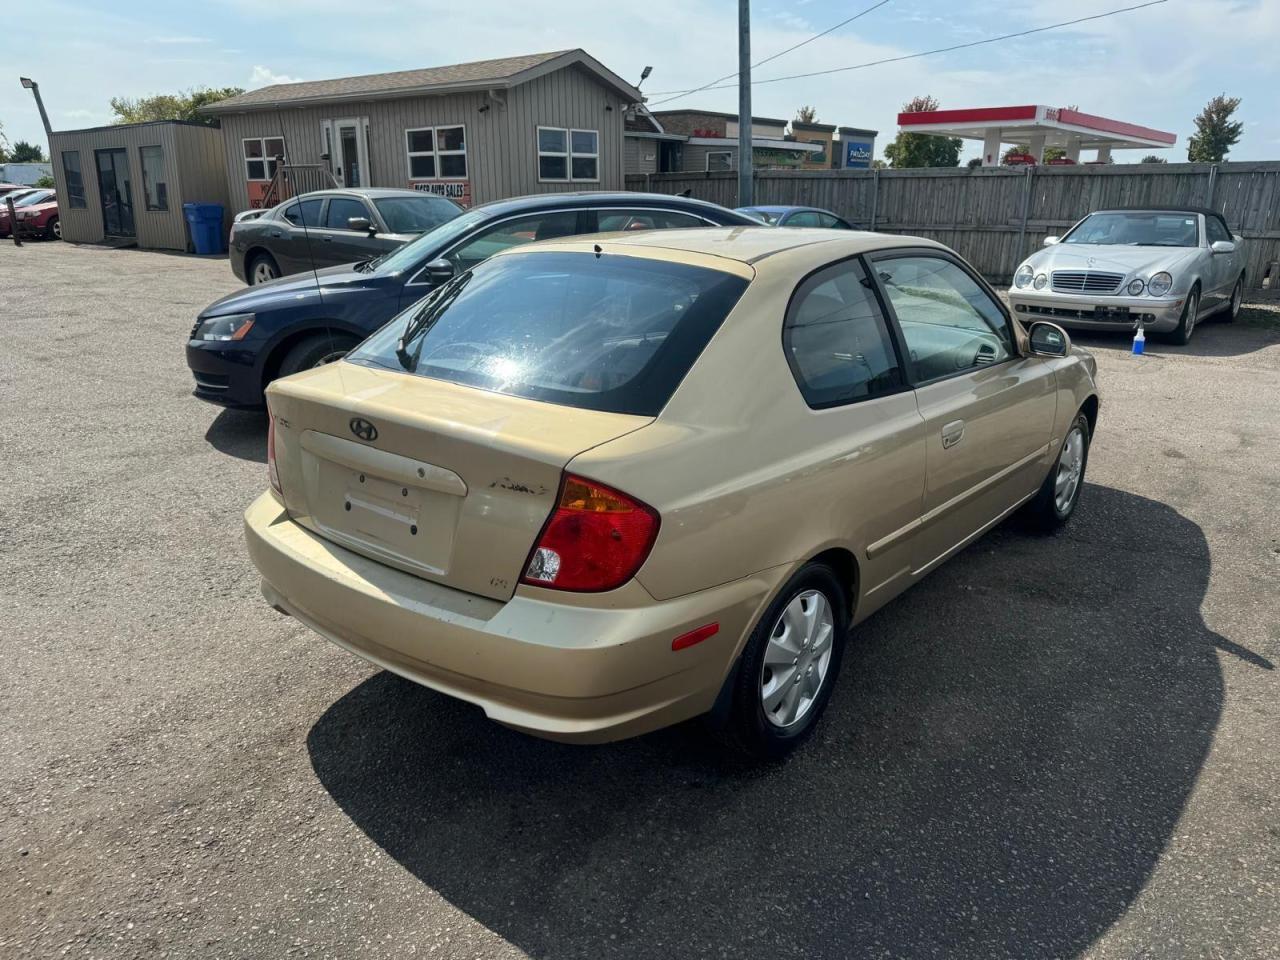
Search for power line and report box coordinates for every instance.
[648,0,1167,103]
[648,0,892,108]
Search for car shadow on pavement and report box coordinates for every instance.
[306,485,1237,960]
[1071,315,1279,358]
[204,408,267,463]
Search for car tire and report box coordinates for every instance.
[46,217,61,241]
[1021,411,1091,533]
[717,562,849,761]
[1221,276,1243,322]
[1168,284,1200,345]
[248,252,281,285]
[277,333,359,380]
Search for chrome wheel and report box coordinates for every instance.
[1183,290,1199,339]
[760,589,835,728]
[1230,280,1242,319]
[1054,425,1086,516]
[51,219,61,240]
[252,259,278,284]
[313,349,348,367]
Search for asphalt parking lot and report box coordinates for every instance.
[3,240,1279,960]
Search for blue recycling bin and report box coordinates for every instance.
[184,202,226,255]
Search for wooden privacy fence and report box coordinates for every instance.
[626,162,1280,296]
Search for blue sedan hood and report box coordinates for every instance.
[201,263,382,317]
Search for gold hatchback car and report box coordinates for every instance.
[246,227,1099,758]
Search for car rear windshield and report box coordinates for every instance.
[1064,212,1199,247]
[374,196,462,234]
[12,190,52,207]
[348,251,749,416]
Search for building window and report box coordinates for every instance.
[405,125,467,180]
[139,145,169,211]
[243,137,285,181]
[538,127,599,182]
[706,151,732,172]
[61,151,87,208]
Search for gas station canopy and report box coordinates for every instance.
[896,105,1177,166]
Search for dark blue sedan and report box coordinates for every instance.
[736,206,858,229]
[186,192,758,408]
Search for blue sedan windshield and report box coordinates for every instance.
[371,208,490,275]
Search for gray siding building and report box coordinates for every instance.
[48,121,229,250]
[200,49,643,213]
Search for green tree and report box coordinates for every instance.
[883,96,961,168]
[1187,94,1242,162]
[109,86,245,126]
[1140,154,1167,164]
[35,174,56,187]
[9,139,46,162]
[795,105,818,124]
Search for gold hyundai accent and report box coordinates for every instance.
[245,227,1099,759]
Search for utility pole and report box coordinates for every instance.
[737,0,752,207]
[19,78,53,141]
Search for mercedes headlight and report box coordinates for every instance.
[1148,272,1173,297]
[1127,278,1146,296]
[1014,264,1035,289]
[194,313,256,341]
[1033,273,1048,290]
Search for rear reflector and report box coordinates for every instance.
[520,474,659,593]
[266,411,282,495]
[672,623,719,651]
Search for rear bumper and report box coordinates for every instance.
[1008,289,1185,333]
[244,492,782,742]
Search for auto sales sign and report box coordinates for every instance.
[411,180,472,207]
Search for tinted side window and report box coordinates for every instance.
[786,211,823,228]
[282,198,323,226]
[1206,216,1230,244]
[596,209,706,231]
[817,213,848,229]
[877,255,1013,382]
[325,197,370,230]
[447,211,579,271]
[784,258,903,407]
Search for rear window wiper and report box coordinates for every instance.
[395,273,471,371]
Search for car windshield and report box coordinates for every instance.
[370,208,491,274]
[373,196,463,234]
[348,251,749,416]
[13,191,52,207]
[1064,212,1199,247]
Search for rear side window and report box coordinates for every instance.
[596,209,706,231]
[348,251,749,416]
[784,258,903,407]
[282,198,323,226]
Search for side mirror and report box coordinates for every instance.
[347,216,374,234]
[1028,321,1071,358]
[424,258,455,284]
[1211,239,1235,254]
[1043,236,1061,247]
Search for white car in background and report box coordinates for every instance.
[1007,207,1246,344]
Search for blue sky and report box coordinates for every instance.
[2,0,1277,162]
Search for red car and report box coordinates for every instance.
[0,188,59,240]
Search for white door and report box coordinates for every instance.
[322,117,369,187]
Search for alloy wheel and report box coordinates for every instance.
[52,219,62,240]
[1184,291,1199,339]
[759,589,835,728]
[313,349,348,368]
[1230,281,1242,319]
[252,261,278,284]
[1054,425,1085,515]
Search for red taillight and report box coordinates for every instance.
[520,474,659,593]
[266,411,282,495]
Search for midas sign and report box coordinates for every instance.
[411,180,472,207]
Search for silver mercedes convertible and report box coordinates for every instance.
[1007,207,1246,344]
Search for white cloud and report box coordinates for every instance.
[248,65,303,87]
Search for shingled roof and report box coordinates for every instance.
[200,49,643,114]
